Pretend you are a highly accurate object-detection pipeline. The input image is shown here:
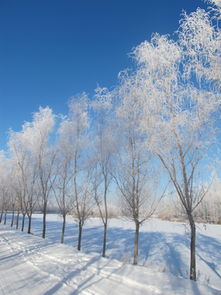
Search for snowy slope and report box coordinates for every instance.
[0,216,220,294]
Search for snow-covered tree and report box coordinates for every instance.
[58,93,92,250]
[115,0,220,280]
[91,87,115,257]
[9,107,56,237]
[179,0,221,91]
[32,107,56,238]
[0,154,11,225]
[114,84,162,265]
[53,136,73,244]
[9,129,38,234]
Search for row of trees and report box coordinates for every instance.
[0,0,220,281]
[0,97,157,262]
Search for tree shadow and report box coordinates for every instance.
[43,256,101,295]
[7,214,221,289]
[197,234,221,280]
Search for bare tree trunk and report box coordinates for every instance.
[42,202,47,239]
[21,214,25,231]
[102,222,107,257]
[133,221,140,265]
[11,208,15,227]
[102,181,108,258]
[61,214,66,244]
[4,210,7,225]
[0,210,3,223]
[77,221,83,251]
[16,211,20,229]
[189,214,196,281]
[27,215,32,234]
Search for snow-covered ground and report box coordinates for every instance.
[0,214,220,294]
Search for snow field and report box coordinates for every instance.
[0,215,220,294]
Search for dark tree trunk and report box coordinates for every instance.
[102,222,107,257]
[0,210,3,223]
[133,221,140,265]
[77,221,83,251]
[42,202,47,239]
[16,211,20,229]
[61,214,66,244]
[4,210,7,225]
[21,214,25,231]
[11,207,15,227]
[189,214,196,281]
[27,215,32,234]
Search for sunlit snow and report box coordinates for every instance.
[0,215,220,295]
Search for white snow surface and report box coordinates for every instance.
[0,214,220,294]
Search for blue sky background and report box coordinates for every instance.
[0,0,207,149]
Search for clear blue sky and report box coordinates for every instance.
[0,0,207,149]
